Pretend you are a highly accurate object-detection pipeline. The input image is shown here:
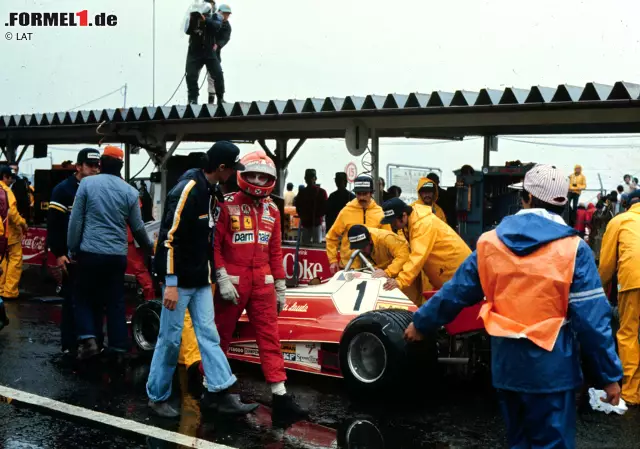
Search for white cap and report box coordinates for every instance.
[511,164,569,206]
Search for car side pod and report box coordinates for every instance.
[338,309,438,394]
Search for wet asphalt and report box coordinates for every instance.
[1,276,639,448]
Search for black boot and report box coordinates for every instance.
[272,393,308,422]
[77,338,100,360]
[188,97,198,105]
[148,400,180,418]
[200,389,259,415]
[0,302,9,332]
[207,94,215,104]
[216,94,225,104]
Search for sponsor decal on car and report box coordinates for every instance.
[258,230,271,245]
[233,231,254,244]
[375,302,410,311]
[231,216,241,231]
[228,346,244,355]
[244,346,259,357]
[296,343,319,366]
[229,344,259,358]
[281,343,297,362]
[281,302,309,313]
[244,216,253,230]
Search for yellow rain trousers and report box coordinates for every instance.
[0,181,25,299]
[412,177,447,224]
[396,203,471,292]
[177,284,217,368]
[326,198,389,268]
[599,203,640,403]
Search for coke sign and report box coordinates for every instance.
[22,227,55,266]
[282,247,331,284]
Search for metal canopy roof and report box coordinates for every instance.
[2,81,640,147]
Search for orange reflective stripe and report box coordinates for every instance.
[477,230,580,351]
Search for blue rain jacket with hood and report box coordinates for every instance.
[413,209,622,393]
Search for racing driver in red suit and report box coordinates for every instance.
[213,150,307,420]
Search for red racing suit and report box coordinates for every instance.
[127,226,155,300]
[213,191,287,384]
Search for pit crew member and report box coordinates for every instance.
[326,175,387,275]
[47,148,100,353]
[404,164,622,449]
[380,198,471,302]
[413,177,447,223]
[213,150,307,419]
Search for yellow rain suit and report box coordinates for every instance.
[326,198,387,268]
[396,203,471,293]
[177,284,217,368]
[0,181,26,299]
[599,203,640,404]
[569,166,587,194]
[412,177,447,224]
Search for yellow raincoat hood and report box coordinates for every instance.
[412,177,447,223]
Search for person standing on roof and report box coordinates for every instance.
[413,177,447,223]
[599,189,640,405]
[326,175,387,275]
[47,148,100,354]
[294,169,328,245]
[0,166,28,303]
[405,164,622,449]
[326,172,355,231]
[184,0,225,105]
[213,150,307,420]
[68,146,154,360]
[568,164,586,225]
[206,4,232,104]
[380,198,470,304]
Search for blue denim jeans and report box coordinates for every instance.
[146,285,237,402]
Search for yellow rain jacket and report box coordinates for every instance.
[599,203,640,293]
[326,198,387,268]
[569,166,587,194]
[396,203,471,291]
[0,181,26,245]
[412,177,447,223]
[352,227,410,276]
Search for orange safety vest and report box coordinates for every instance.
[476,230,580,352]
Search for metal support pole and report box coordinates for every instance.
[483,135,498,168]
[124,143,131,182]
[16,145,30,163]
[371,128,381,204]
[159,134,184,218]
[275,139,288,197]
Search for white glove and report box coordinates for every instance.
[275,279,286,314]
[216,268,239,305]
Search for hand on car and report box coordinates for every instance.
[163,286,179,311]
[329,262,341,275]
[404,323,424,342]
[383,278,399,291]
[372,269,388,279]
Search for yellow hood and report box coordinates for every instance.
[415,177,439,204]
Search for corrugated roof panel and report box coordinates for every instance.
[302,98,324,113]
[51,113,64,125]
[266,100,287,115]
[8,116,18,127]
[231,102,251,116]
[579,83,614,101]
[0,116,6,128]
[526,86,557,103]
[248,101,269,116]
[475,89,504,106]
[284,99,306,114]
[427,91,455,107]
[383,94,408,109]
[321,97,344,112]
[499,88,530,104]
[404,93,431,108]
[451,90,480,106]
[551,84,584,102]
[18,115,28,126]
[362,95,386,110]
[342,96,366,111]
[198,105,215,118]
[608,81,640,100]
[63,112,78,125]
[29,114,41,126]
[218,102,234,117]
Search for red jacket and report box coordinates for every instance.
[574,208,588,232]
[214,191,286,279]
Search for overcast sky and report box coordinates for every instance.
[2,0,640,200]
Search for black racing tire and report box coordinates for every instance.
[338,310,437,393]
[132,299,162,354]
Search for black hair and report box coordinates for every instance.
[286,182,294,191]
[617,185,625,193]
[520,190,565,215]
[635,177,639,184]
[426,173,440,184]
[388,185,402,197]
[624,174,631,180]
[100,155,123,176]
[608,191,618,202]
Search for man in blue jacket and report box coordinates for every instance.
[404,164,622,449]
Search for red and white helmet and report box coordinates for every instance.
[237,150,277,197]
